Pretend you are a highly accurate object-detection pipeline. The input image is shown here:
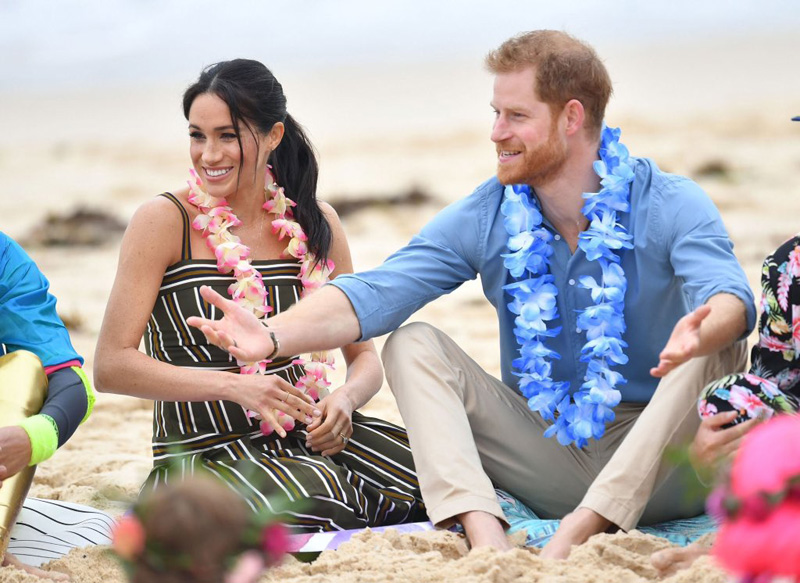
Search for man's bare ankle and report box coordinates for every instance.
[457,510,512,551]
[541,508,614,560]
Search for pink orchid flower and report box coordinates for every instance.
[729,384,770,418]
[309,351,336,367]
[263,190,296,216]
[272,219,306,241]
[286,237,309,259]
[217,241,250,271]
[300,258,335,290]
[698,400,718,418]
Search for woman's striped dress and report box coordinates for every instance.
[139,193,426,532]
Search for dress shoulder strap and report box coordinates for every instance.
[157,192,192,261]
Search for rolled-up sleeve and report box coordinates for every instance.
[660,179,757,335]
[331,193,486,341]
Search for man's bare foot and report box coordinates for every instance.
[458,510,513,551]
[2,552,70,581]
[650,541,710,576]
[540,508,612,560]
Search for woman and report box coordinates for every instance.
[94,59,426,532]
[691,234,800,473]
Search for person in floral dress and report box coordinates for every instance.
[692,234,800,471]
[651,116,800,577]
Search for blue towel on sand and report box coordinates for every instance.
[496,489,715,548]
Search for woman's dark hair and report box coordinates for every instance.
[183,59,331,263]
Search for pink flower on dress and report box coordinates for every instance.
[759,333,793,353]
[743,374,780,398]
[793,304,800,354]
[787,245,800,277]
[728,384,770,418]
[698,399,718,418]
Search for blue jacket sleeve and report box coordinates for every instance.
[0,233,83,367]
[331,192,487,341]
[658,179,757,335]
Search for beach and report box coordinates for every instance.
[1,24,799,582]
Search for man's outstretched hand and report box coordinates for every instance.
[650,304,711,378]
[186,286,274,363]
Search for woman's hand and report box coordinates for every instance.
[305,388,355,457]
[690,411,760,472]
[233,374,320,439]
[187,286,274,363]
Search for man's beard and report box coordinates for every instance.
[496,123,568,187]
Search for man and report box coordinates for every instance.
[188,30,755,558]
[0,231,94,579]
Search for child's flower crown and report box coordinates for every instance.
[111,503,289,578]
[707,472,800,523]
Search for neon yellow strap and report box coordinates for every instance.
[18,414,58,466]
[71,365,95,424]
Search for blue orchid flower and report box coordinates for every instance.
[499,123,634,448]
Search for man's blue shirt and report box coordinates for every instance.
[332,158,756,402]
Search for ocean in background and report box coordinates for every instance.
[0,0,798,234]
[1,0,800,90]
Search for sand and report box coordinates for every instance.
[2,31,799,582]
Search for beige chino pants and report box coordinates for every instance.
[382,322,746,531]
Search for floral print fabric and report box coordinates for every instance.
[698,236,800,424]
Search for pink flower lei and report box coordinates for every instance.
[187,166,335,436]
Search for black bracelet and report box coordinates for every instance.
[260,320,281,360]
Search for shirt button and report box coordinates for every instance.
[568,278,576,286]
[554,234,561,241]
[577,327,582,333]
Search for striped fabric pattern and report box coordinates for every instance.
[140,193,426,532]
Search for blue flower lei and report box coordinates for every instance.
[501,125,635,448]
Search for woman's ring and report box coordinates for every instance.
[231,338,238,348]
[339,433,349,445]
[281,390,289,403]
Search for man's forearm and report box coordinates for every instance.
[697,293,748,356]
[269,285,362,357]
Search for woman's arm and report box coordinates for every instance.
[305,203,383,455]
[93,196,318,436]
